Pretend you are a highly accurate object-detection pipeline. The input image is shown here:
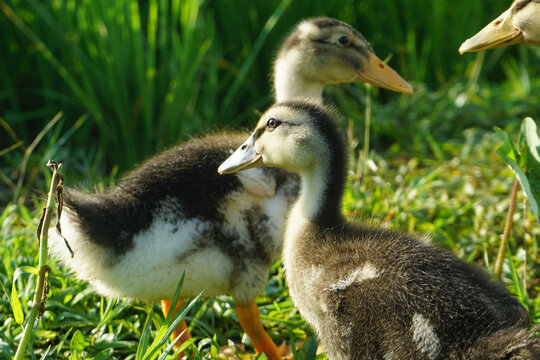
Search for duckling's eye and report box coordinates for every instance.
[337,35,350,46]
[266,118,281,131]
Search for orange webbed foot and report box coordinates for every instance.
[235,302,283,360]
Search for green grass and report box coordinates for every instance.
[1,0,540,358]
[1,115,539,358]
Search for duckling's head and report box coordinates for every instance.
[274,17,413,101]
[218,100,342,175]
[459,0,540,53]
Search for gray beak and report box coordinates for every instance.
[218,134,263,174]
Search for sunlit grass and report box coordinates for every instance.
[1,123,538,358]
[1,0,540,358]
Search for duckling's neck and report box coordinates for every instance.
[273,52,324,103]
[290,135,347,228]
[517,6,540,44]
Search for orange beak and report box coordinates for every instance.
[356,52,413,94]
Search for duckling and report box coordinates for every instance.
[459,0,540,53]
[48,18,412,359]
[218,100,539,360]
[274,17,413,101]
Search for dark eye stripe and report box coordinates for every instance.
[253,127,265,140]
[514,0,533,13]
[313,38,331,44]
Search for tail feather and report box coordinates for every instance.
[466,325,540,360]
[62,188,136,254]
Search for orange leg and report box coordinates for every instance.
[161,299,192,358]
[236,302,282,360]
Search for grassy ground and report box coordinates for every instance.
[1,0,540,359]
[1,104,539,358]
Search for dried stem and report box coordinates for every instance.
[14,161,62,360]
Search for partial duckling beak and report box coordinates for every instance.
[459,10,522,53]
[218,134,263,174]
[356,52,413,94]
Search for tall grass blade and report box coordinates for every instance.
[219,0,291,119]
[164,272,185,323]
[10,266,39,324]
[506,243,529,310]
[12,112,63,203]
[0,1,101,127]
[142,292,203,360]
[135,306,154,360]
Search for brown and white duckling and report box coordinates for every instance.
[48,17,412,359]
[219,100,539,360]
[460,0,540,53]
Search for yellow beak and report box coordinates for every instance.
[459,10,523,53]
[356,52,413,94]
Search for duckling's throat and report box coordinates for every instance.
[273,54,324,103]
[290,149,346,230]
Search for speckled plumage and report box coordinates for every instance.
[221,100,539,360]
[287,221,536,359]
[49,132,298,303]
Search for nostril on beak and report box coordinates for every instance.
[241,144,247,150]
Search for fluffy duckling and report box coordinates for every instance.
[460,0,540,53]
[50,133,293,358]
[219,100,539,360]
[49,18,412,359]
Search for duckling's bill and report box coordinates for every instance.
[459,10,522,53]
[218,135,263,174]
[357,52,413,94]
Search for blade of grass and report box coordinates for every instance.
[10,266,39,324]
[360,83,372,182]
[135,306,154,360]
[219,0,291,120]
[142,291,204,360]
[12,112,63,204]
[506,243,529,310]
[0,1,100,121]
